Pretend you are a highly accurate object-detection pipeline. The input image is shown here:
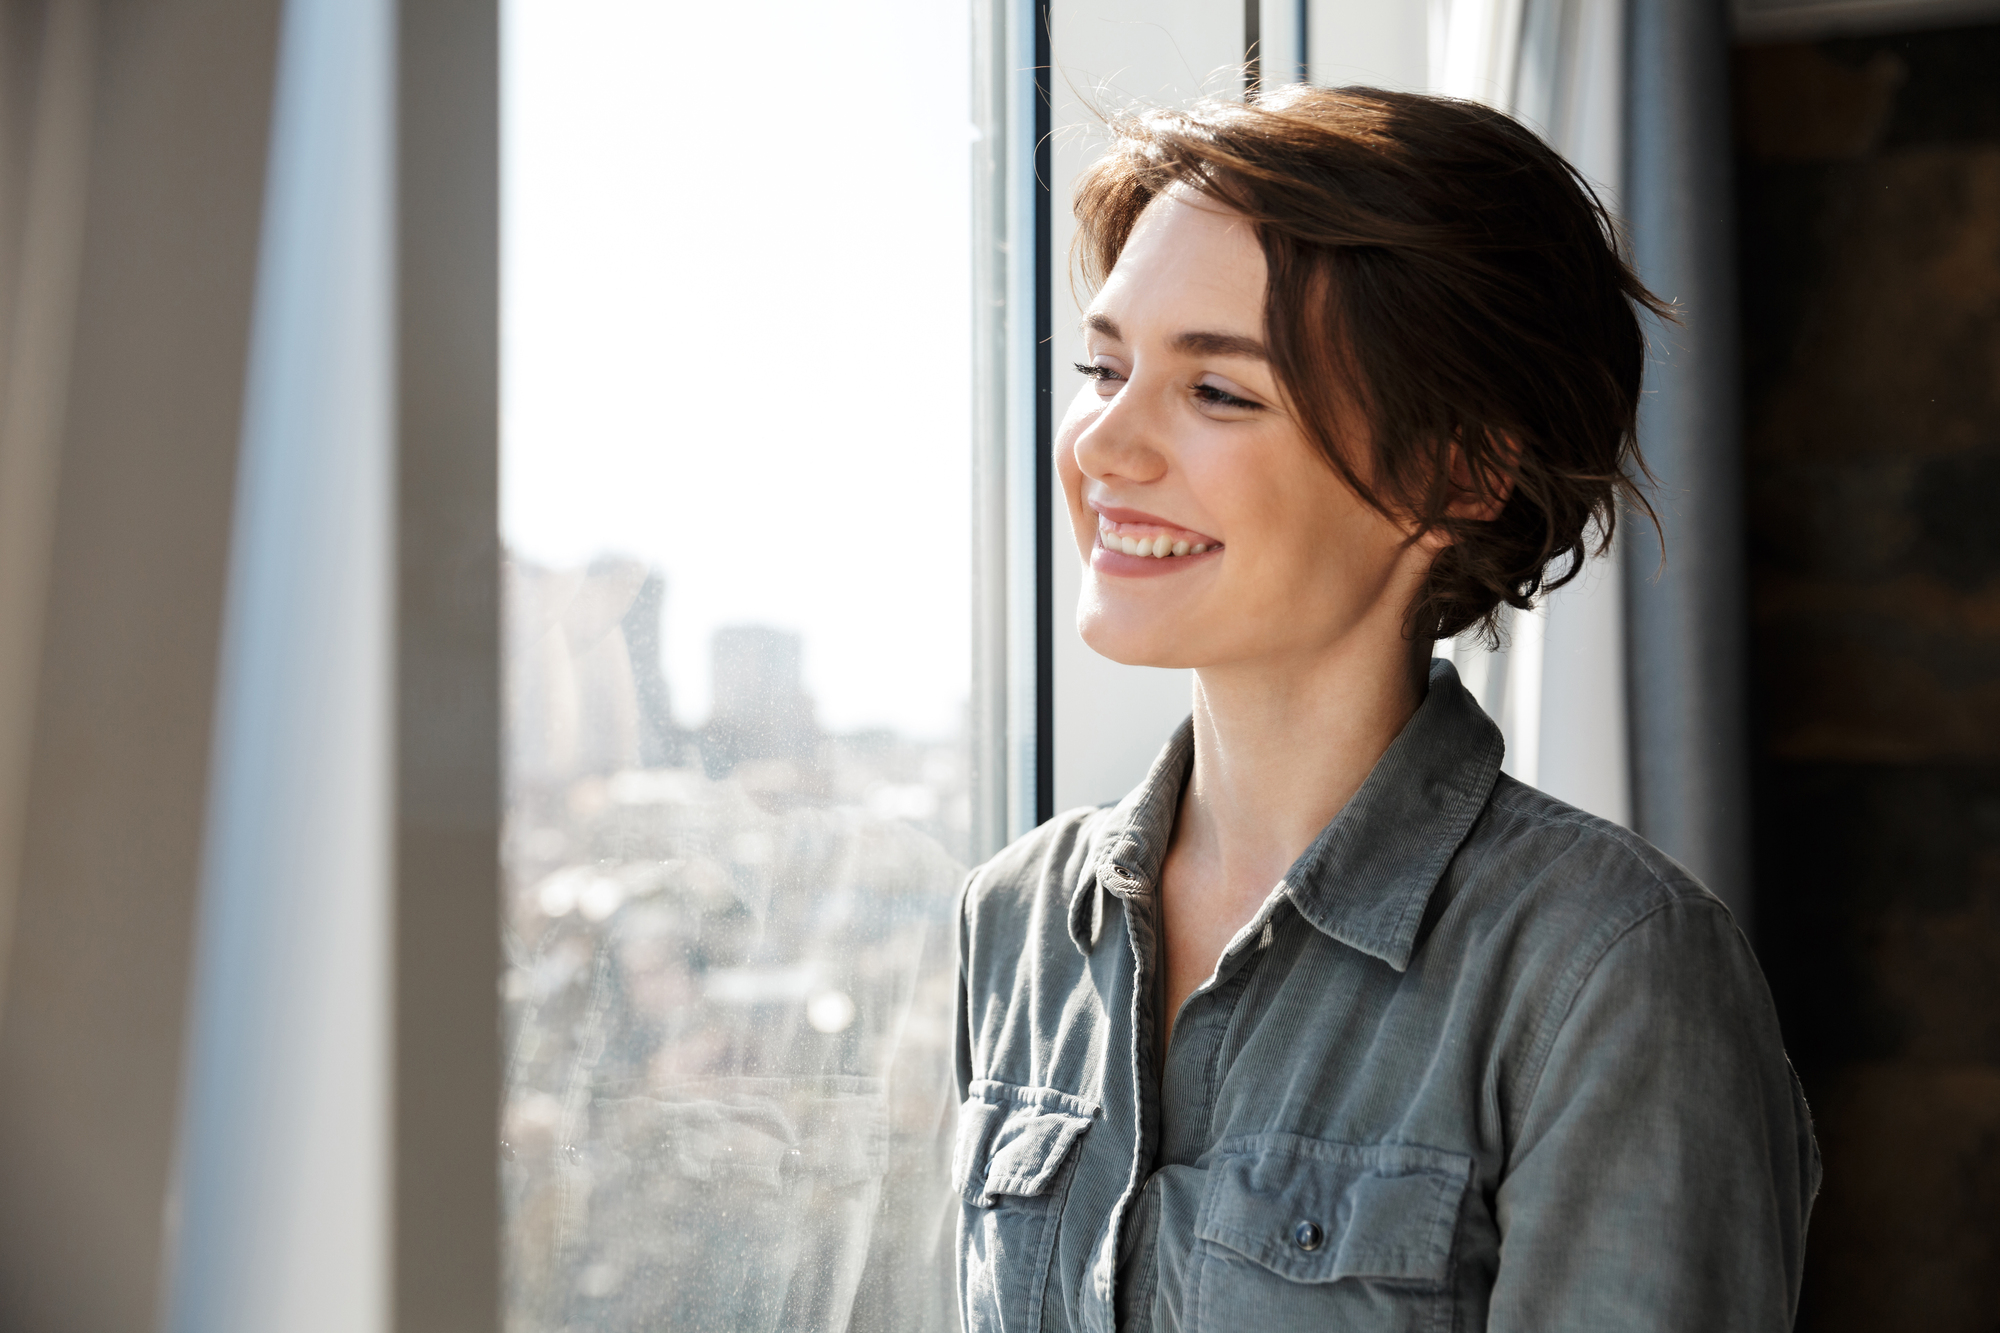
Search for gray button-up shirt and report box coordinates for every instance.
[953,660,1819,1333]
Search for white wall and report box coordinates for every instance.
[1310,0,1429,89]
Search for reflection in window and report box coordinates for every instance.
[498,1,972,1327]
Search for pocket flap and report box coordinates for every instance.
[953,1081,1096,1207]
[1196,1136,1471,1287]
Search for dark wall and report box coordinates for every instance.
[1735,25,2000,1332]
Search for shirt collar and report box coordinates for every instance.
[1067,717,1193,953]
[1068,658,1503,971]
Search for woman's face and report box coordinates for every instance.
[1058,187,1433,672]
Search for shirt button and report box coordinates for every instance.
[1293,1220,1324,1252]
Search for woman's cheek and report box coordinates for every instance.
[1055,401,1105,557]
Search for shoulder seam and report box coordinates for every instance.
[1485,782,1707,901]
[1509,892,1739,1140]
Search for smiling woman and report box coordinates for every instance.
[954,86,1820,1333]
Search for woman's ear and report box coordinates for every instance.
[1411,430,1519,555]
[1444,430,1519,524]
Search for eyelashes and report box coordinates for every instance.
[1076,361,1261,411]
[1194,383,1257,408]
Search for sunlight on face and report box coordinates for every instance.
[1056,186,1431,673]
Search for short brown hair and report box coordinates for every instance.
[1072,85,1668,644]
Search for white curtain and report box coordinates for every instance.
[1426,0,1633,825]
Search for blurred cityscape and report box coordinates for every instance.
[501,555,968,1333]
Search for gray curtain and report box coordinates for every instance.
[1623,0,1755,931]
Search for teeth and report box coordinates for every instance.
[1098,521,1217,558]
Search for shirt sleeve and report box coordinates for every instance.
[1487,894,1822,1332]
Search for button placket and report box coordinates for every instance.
[1087,864,1164,1333]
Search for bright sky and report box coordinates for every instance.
[501,0,973,739]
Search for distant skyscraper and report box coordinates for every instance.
[508,555,689,788]
[621,571,679,768]
[702,625,818,777]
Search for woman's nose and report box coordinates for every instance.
[1071,385,1168,485]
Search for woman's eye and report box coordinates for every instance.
[1075,361,1124,395]
[1193,381,1258,410]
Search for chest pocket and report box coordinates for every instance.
[953,1081,1096,1333]
[1191,1135,1471,1333]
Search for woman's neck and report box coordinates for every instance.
[1173,630,1431,917]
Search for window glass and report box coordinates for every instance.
[499,2,971,1327]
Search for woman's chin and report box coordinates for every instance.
[1075,610,1204,670]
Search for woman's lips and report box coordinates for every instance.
[1091,504,1221,544]
[1088,505,1223,578]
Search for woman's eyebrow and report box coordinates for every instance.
[1172,329,1268,360]
[1084,313,1267,362]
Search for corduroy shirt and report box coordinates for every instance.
[952,659,1819,1333]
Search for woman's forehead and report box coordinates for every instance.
[1091,188,1266,336]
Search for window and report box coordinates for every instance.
[499,1,974,1326]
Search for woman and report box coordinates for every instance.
[952,86,1818,1332]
